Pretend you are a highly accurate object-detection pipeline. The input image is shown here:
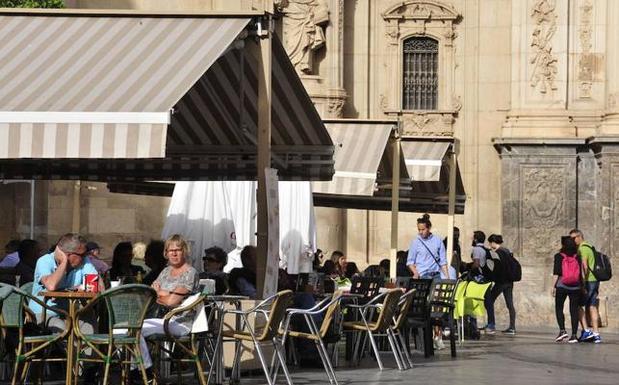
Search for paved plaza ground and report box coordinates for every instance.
[269,330,619,385]
[1,329,616,384]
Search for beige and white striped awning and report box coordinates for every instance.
[0,14,249,159]
[400,140,450,181]
[0,10,334,182]
[312,121,394,196]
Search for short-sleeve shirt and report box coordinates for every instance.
[29,252,98,315]
[153,266,199,293]
[576,242,597,282]
[471,244,487,267]
[153,265,199,327]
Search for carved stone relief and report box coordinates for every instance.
[401,112,454,136]
[280,0,330,75]
[530,0,558,94]
[520,166,566,259]
[578,0,593,98]
[612,164,619,259]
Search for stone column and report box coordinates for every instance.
[325,0,347,117]
[600,0,619,134]
[494,138,581,327]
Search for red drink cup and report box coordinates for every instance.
[84,274,99,292]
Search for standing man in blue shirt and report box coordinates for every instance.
[406,214,449,350]
[407,214,448,279]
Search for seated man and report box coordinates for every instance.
[199,246,229,295]
[228,245,257,298]
[30,233,100,326]
[29,233,100,381]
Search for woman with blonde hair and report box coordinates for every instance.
[131,234,199,383]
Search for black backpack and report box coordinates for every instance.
[501,250,522,282]
[582,244,612,282]
[481,248,506,283]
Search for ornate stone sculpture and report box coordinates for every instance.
[529,0,558,94]
[522,167,565,258]
[578,0,593,98]
[280,0,330,75]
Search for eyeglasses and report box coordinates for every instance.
[167,248,182,254]
[65,250,87,259]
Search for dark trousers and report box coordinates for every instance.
[485,282,516,329]
[555,287,581,336]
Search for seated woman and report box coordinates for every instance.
[132,234,199,383]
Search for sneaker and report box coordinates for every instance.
[485,328,496,335]
[567,335,579,344]
[502,328,516,335]
[579,329,594,342]
[555,331,568,342]
[593,333,602,344]
[436,336,446,350]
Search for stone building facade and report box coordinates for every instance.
[1,0,617,329]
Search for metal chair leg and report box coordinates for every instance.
[366,331,384,371]
[273,339,293,385]
[397,331,413,369]
[386,330,404,371]
[253,342,274,385]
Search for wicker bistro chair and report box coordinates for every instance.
[146,288,215,385]
[342,289,402,371]
[0,284,71,385]
[217,290,294,385]
[404,279,434,358]
[280,291,344,385]
[73,284,157,385]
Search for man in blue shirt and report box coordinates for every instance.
[406,214,448,279]
[31,233,100,381]
[31,233,99,329]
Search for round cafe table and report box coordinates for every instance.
[40,290,98,385]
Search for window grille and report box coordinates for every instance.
[403,37,438,110]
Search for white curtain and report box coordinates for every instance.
[162,181,316,274]
[162,182,237,271]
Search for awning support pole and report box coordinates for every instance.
[390,132,400,279]
[72,181,81,233]
[256,13,273,299]
[446,140,459,268]
[30,180,35,239]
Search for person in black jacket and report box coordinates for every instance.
[484,234,517,335]
[552,236,582,343]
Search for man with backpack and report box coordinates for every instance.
[484,234,517,335]
[569,229,602,343]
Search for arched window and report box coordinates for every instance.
[403,37,439,110]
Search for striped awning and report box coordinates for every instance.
[0,14,249,159]
[0,11,334,182]
[400,141,450,181]
[314,137,466,214]
[312,121,394,196]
